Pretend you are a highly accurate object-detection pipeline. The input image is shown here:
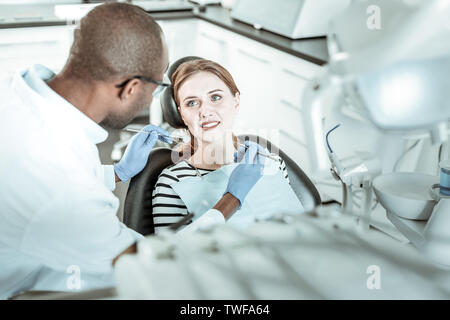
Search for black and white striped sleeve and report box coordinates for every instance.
[277,157,290,183]
[151,168,189,233]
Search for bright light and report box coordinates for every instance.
[378,71,423,118]
[354,54,450,130]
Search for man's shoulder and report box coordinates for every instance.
[0,74,24,110]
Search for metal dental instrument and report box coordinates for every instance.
[238,143,279,162]
[124,128,186,143]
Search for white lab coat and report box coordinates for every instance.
[0,65,143,299]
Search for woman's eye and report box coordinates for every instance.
[211,95,222,102]
[186,100,198,107]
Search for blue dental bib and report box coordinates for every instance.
[171,159,305,229]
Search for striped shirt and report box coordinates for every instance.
[151,157,290,233]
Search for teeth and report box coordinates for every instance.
[202,122,219,128]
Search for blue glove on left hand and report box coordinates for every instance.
[225,141,266,209]
[114,124,172,182]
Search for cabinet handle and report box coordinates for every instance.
[282,68,311,81]
[0,40,59,46]
[199,32,226,45]
[14,16,44,21]
[280,129,307,149]
[280,99,302,113]
[237,49,270,65]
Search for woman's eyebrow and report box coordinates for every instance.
[182,89,224,102]
[183,95,198,102]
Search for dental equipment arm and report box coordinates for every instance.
[303,0,450,179]
[325,124,353,215]
[303,0,450,263]
[326,0,450,135]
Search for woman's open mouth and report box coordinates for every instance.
[201,121,221,131]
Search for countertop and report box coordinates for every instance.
[195,6,328,66]
[0,3,328,66]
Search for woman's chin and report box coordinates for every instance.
[192,124,236,145]
[198,135,222,144]
[195,129,225,143]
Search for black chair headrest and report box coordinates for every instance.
[160,56,203,129]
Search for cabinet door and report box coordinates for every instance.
[0,25,74,75]
[158,19,200,62]
[230,43,276,136]
[276,67,311,109]
[194,21,230,65]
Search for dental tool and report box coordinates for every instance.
[124,128,188,143]
[238,143,280,162]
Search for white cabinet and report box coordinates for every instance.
[0,25,74,76]
[158,19,199,63]
[157,19,322,174]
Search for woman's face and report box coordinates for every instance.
[177,71,239,144]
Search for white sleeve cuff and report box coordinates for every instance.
[177,209,225,234]
[102,165,116,191]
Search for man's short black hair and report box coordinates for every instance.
[65,3,164,82]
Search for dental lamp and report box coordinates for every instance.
[302,0,450,267]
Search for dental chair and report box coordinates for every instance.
[123,56,321,235]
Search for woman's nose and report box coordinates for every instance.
[198,101,214,118]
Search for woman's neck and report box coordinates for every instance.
[189,137,236,170]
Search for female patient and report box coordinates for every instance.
[151,59,294,233]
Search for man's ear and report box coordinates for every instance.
[119,79,140,101]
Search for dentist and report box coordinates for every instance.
[0,3,263,299]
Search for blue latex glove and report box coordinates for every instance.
[225,141,266,209]
[114,124,172,182]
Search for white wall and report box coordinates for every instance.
[0,1,81,4]
[0,25,74,76]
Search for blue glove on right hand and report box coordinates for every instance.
[114,124,172,182]
[225,141,266,209]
